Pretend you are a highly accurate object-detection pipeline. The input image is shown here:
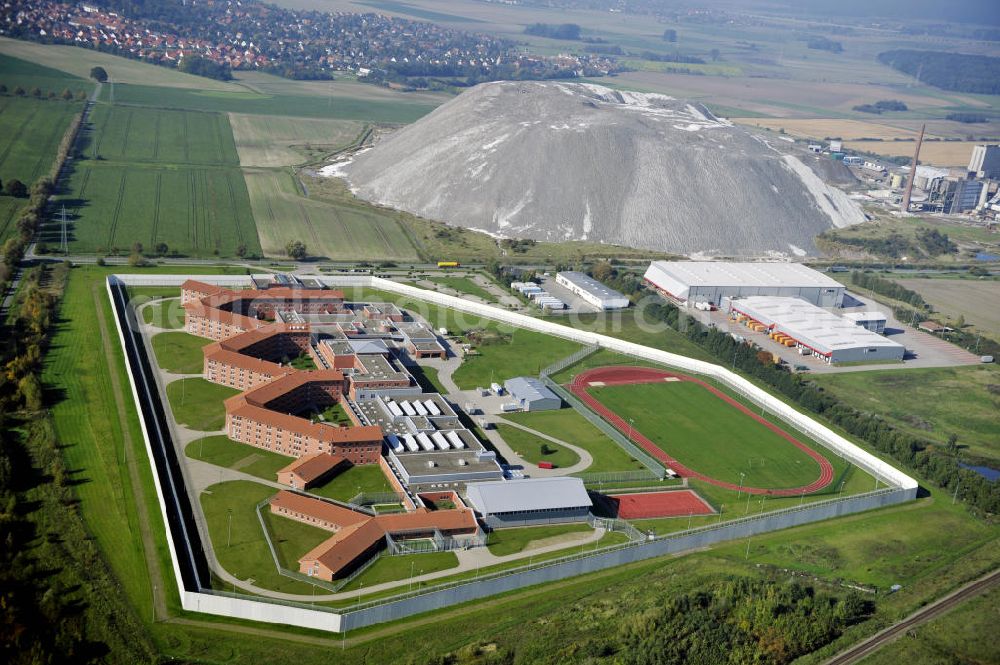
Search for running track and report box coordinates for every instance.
[568,366,835,496]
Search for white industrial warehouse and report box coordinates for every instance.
[555,271,630,309]
[644,261,845,308]
[729,296,905,364]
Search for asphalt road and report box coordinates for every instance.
[824,567,1000,665]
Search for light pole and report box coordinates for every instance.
[409,560,415,591]
[738,471,745,498]
[745,489,752,514]
[627,417,635,442]
[227,509,233,548]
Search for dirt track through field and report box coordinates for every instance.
[568,366,834,496]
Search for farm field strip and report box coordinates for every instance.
[244,169,418,261]
[228,113,364,167]
[569,366,834,495]
[895,279,1000,335]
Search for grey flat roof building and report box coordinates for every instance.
[555,271,630,309]
[504,377,561,412]
[644,261,845,308]
[729,297,904,363]
[464,477,592,516]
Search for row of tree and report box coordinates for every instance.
[0,84,88,101]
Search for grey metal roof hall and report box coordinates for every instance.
[504,376,561,411]
[464,477,592,515]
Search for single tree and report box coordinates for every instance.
[13,86,25,96]
[90,66,108,83]
[591,260,614,282]
[710,48,720,62]
[662,29,677,43]
[132,241,143,255]
[235,243,247,258]
[5,179,28,198]
[30,87,41,98]
[76,90,87,101]
[96,257,106,266]
[18,374,44,412]
[0,84,7,94]
[947,433,959,453]
[285,240,307,260]
[154,242,169,256]
[61,88,73,100]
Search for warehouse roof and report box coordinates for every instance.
[556,271,628,302]
[842,311,887,323]
[464,477,592,515]
[504,377,559,404]
[729,297,903,357]
[644,261,842,292]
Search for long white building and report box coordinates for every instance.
[729,296,904,364]
[644,261,845,308]
[555,271,629,309]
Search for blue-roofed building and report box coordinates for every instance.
[504,377,561,412]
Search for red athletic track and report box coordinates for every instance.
[568,366,835,496]
[610,490,715,520]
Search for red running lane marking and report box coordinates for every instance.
[609,490,715,519]
[569,366,834,496]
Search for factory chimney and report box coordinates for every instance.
[900,123,925,214]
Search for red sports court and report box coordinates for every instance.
[609,489,715,520]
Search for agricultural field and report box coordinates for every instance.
[56,103,260,257]
[0,51,91,96]
[244,169,419,261]
[0,93,83,241]
[587,379,829,490]
[896,278,1000,334]
[809,365,1000,464]
[229,113,366,167]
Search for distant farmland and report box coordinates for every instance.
[55,104,260,257]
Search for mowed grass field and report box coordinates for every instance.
[185,435,294,481]
[588,380,826,489]
[0,94,83,240]
[896,278,1000,334]
[496,423,581,469]
[56,104,260,257]
[166,378,239,430]
[810,365,1000,464]
[229,113,365,167]
[244,168,418,261]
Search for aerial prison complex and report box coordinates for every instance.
[180,278,595,580]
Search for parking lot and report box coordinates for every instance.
[537,275,603,314]
[697,290,982,374]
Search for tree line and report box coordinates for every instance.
[878,50,1000,95]
[0,83,88,101]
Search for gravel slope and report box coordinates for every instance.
[343,81,865,257]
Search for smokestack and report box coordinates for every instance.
[901,123,925,214]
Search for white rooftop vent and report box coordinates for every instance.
[458,459,468,466]
[426,460,436,468]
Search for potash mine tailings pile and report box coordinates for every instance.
[341,81,865,257]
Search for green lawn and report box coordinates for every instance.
[408,363,446,394]
[185,435,294,481]
[308,463,392,502]
[0,52,90,96]
[487,524,594,557]
[288,352,317,370]
[151,331,209,374]
[338,551,459,591]
[262,509,334,572]
[140,298,186,329]
[200,480,319,594]
[588,380,828,490]
[543,311,717,363]
[314,402,352,426]
[496,423,581,470]
[166,378,238,430]
[809,365,1000,464]
[452,328,581,390]
[428,275,495,302]
[504,408,646,474]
